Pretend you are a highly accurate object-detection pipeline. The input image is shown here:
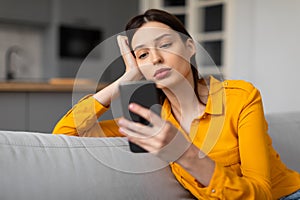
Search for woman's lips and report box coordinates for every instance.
[154,68,172,80]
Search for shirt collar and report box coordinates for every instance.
[205,76,225,115]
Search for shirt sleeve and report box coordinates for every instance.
[52,95,122,137]
[175,86,273,199]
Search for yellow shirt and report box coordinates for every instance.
[53,78,300,199]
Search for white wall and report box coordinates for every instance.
[228,0,300,114]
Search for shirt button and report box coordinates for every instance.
[211,189,216,193]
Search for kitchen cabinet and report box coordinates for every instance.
[0,0,50,25]
[0,89,114,133]
[0,81,110,132]
[0,92,73,133]
[58,0,139,32]
[28,93,73,133]
[0,93,27,131]
[59,0,106,28]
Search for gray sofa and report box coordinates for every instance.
[0,112,299,200]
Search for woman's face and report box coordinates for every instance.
[131,21,195,89]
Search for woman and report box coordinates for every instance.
[53,9,300,199]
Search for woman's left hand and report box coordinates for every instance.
[118,103,191,162]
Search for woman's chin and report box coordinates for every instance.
[155,79,177,90]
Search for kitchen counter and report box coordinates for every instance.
[0,80,108,92]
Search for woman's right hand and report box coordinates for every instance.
[117,35,143,81]
[93,35,142,106]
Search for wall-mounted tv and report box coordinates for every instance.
[59,25,102,59]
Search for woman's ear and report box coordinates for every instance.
[185,38,196,57]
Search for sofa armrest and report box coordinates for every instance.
[0,131,194,200]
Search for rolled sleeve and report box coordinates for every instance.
[53,95,109,136]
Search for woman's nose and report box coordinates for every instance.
[150,49,163,65]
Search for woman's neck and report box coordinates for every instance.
[162,74,206,133]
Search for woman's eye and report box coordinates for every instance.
[138,52,148,59]
[160,43,172,48]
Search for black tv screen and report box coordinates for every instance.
[59,25,102,59]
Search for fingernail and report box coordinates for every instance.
[119,127,125,133]
[118,119,124,125]
[129,103,135,109]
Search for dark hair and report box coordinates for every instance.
[125,9,205,105]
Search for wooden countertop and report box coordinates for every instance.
[0,81,108,92]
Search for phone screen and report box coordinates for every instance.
[119,80,161,153]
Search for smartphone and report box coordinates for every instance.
[119,80,161,153]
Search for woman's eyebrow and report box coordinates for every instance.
[133,33,172,51]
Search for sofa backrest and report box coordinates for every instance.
[266,112,300,172]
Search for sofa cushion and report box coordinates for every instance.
[0,131,195,200]
[266,112,300,172]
